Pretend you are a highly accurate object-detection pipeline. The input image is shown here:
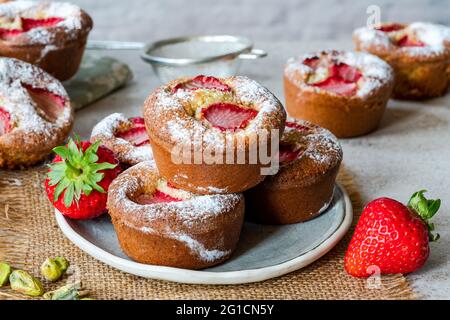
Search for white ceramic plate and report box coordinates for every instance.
[55,184,352,285]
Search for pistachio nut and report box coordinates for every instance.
[40,258,62,282]
[0,262,12,287]
[9,270,44,296]
[44,283,80,300]
[55,257,69,273]
[81,298,95,300]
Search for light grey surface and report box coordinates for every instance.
[63,186,345,273]
[71,0,448,42]
[68,0,450,298]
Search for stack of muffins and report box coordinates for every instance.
[101,75,343,269]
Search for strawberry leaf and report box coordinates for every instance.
[408,190,441,241]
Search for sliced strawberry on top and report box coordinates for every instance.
[332,63,362,83]
[21,17,64,31]
[116,117,149,147]
[201,102,258,131]
[279,143,301,164]
[376,23,405,32]
[0,28,23,40]
[303,56,320,69]
[286,121,310,132]
[23,84,66,122]
[313,77,358,96]
[135,190,182,205]
[0,107,11,136]
[173,75,231,93]
[396,35,425,47]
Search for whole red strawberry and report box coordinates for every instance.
[45,137,121,220]
[345,190,441,277]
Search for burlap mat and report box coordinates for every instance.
[0,166,416,300]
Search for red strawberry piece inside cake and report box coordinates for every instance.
[23,84,66,122]
[172,75,232,93]
[0,16,65,40]
[304,57,363,96]
[201,102,258,131]
[0,107,11,136]
[116,117,150,147]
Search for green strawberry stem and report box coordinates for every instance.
[407,190,441,242]
[47,137,117,208]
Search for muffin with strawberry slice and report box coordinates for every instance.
[353,22,450,99]
[91,113,153,167]
[144,75,286,194]
[284,50,394,138]
[46,137,121,220]
[107,160,244,269]
[0,1,93,80]
[246,119,343,224]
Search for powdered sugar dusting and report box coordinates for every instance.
[0,57,71,137]
[0,1,89,45]
[284,118,342,167]
[91,113,153,165]
[147,76,285,152]
[353,22,450,58]
[108,161,242,262]
[284,50,394,97]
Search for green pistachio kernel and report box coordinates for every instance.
[0,263,12,287]
[44,283,80,300]
[41,258,62,282]
[54,257,70,273]
[9,270,44,296]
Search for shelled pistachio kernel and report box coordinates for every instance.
[41,258,62,281]
[9,270,44,296]
[55,257,69,273]
[41,257,69,281]
[0,263,12,287]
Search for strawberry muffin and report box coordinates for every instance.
[284,50,394,138]
[144,75,286,194]
[0,58,73,168]
[91,113,153,166]
[107,161,245,269]
[0,1,93,80]
[353,22,450,99]
[246,119,342,224]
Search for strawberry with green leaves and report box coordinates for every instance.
[345,190,441,277]
[45,137,121,220]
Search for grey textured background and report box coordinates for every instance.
[69,0,450,299]
[72,0,448,42]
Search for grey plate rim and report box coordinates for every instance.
[55,183,353,285]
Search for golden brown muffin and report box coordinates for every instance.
[144,75,286,194]
[246,119,342,224]
[0,1,93,80]
[284,50,394,138]
[107,161,245,269]
[0,57,73,168]
[353,22,450,99]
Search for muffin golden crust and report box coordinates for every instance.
[107,161,245,269]
[353,22,450,99]
[144,75,286,194]
[0,57,73,168]
[0,1,93,80]
[91,113,153,166]
[284,50,394,138]
[246,119,342,224]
